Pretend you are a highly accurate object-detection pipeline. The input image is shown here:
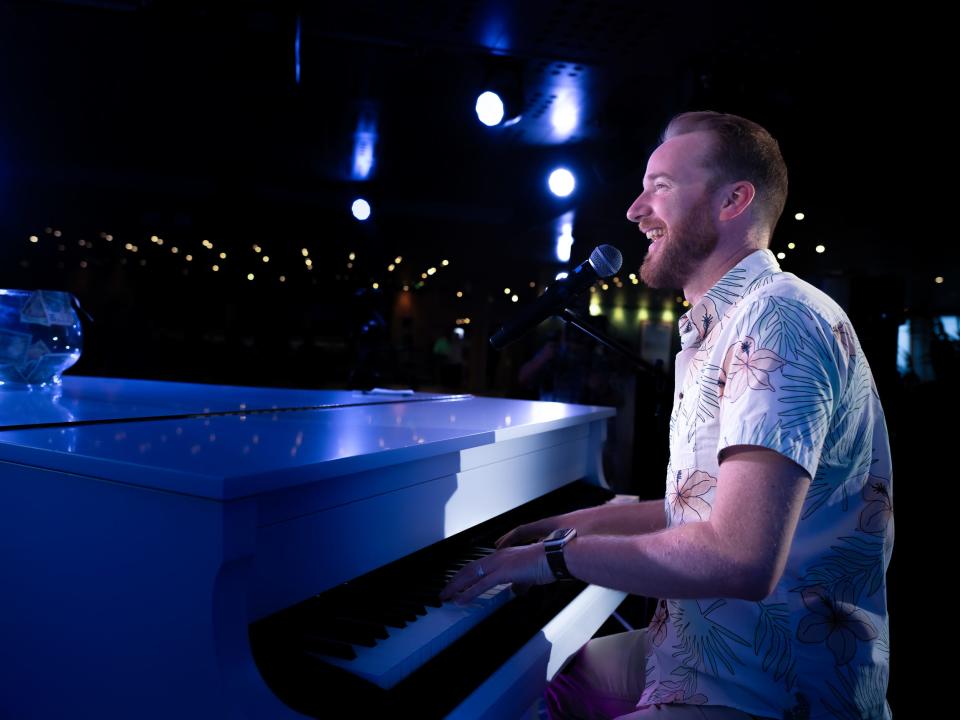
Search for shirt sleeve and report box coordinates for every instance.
[715,293,845,478]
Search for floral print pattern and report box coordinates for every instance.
[638,250,893,720]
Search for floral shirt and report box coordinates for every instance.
[637,250,893,720]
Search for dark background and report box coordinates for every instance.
[0,1,948,712]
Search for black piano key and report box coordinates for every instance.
[298,619,380,648]
[336,617,389,640]
[300,636,357,660]
[343,607,410,629]
[304,629,377,649]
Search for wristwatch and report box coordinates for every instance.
[543,527,577,581]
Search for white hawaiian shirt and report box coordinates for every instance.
[637,250,893,720]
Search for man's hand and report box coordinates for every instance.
[439,544,554,605]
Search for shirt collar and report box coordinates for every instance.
[678,249,781,350]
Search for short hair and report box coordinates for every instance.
[662,111,788,235]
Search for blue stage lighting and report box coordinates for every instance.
[548,168,576,197]
[476,91,505,126]
[352,198,371,221]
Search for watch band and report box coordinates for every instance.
[544,527,577,581]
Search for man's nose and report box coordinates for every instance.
[626,194,649,223]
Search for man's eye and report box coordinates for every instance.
[655,183,668,190]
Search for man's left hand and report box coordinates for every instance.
[439,543,554,605]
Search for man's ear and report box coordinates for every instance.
[718,181,756,222]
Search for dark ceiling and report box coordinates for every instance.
[0,1,949,312]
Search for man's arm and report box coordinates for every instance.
[443,446,810,604]
[496,498,667,548]
[564,446,810,601]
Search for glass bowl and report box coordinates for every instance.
[0,289,83,389]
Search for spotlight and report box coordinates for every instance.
[548,168,576,197]
[352,198,371,221]
[476,91,505,127]
[475,58,524,127]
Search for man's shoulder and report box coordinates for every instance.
[733,271,850,328]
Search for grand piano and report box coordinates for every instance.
[0,377,626,719]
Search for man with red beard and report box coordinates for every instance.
[442,112,893,720]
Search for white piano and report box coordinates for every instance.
[0,377,625,719]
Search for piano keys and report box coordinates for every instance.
[0,377,625,719]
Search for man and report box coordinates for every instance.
[441,111,893,719]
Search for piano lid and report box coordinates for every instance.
[0,384,614,500]
[0,376,459,430]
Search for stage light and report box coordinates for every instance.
[352,112,377,181]
[476,57,524,127]
[352,198,371,221]
[555,215,574,262]
[476,91,504,126]
[548,168,576,197]
[551,92,579,139]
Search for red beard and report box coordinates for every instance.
[640,197,719,290]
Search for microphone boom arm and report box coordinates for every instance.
[559,308,655,374]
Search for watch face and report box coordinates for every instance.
[546,527,574,543]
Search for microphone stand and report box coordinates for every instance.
[559,308,656,375]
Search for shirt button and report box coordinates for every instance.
[678,392,684,399]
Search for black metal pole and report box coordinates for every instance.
[559,308,655,374]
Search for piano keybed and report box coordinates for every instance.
[249,480,615,718]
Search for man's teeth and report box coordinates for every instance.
[645,228,665,240]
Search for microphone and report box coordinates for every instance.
[489,244,622,350]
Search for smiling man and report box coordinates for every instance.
[441,112,894,720]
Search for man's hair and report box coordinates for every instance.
[662,111,788,236]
